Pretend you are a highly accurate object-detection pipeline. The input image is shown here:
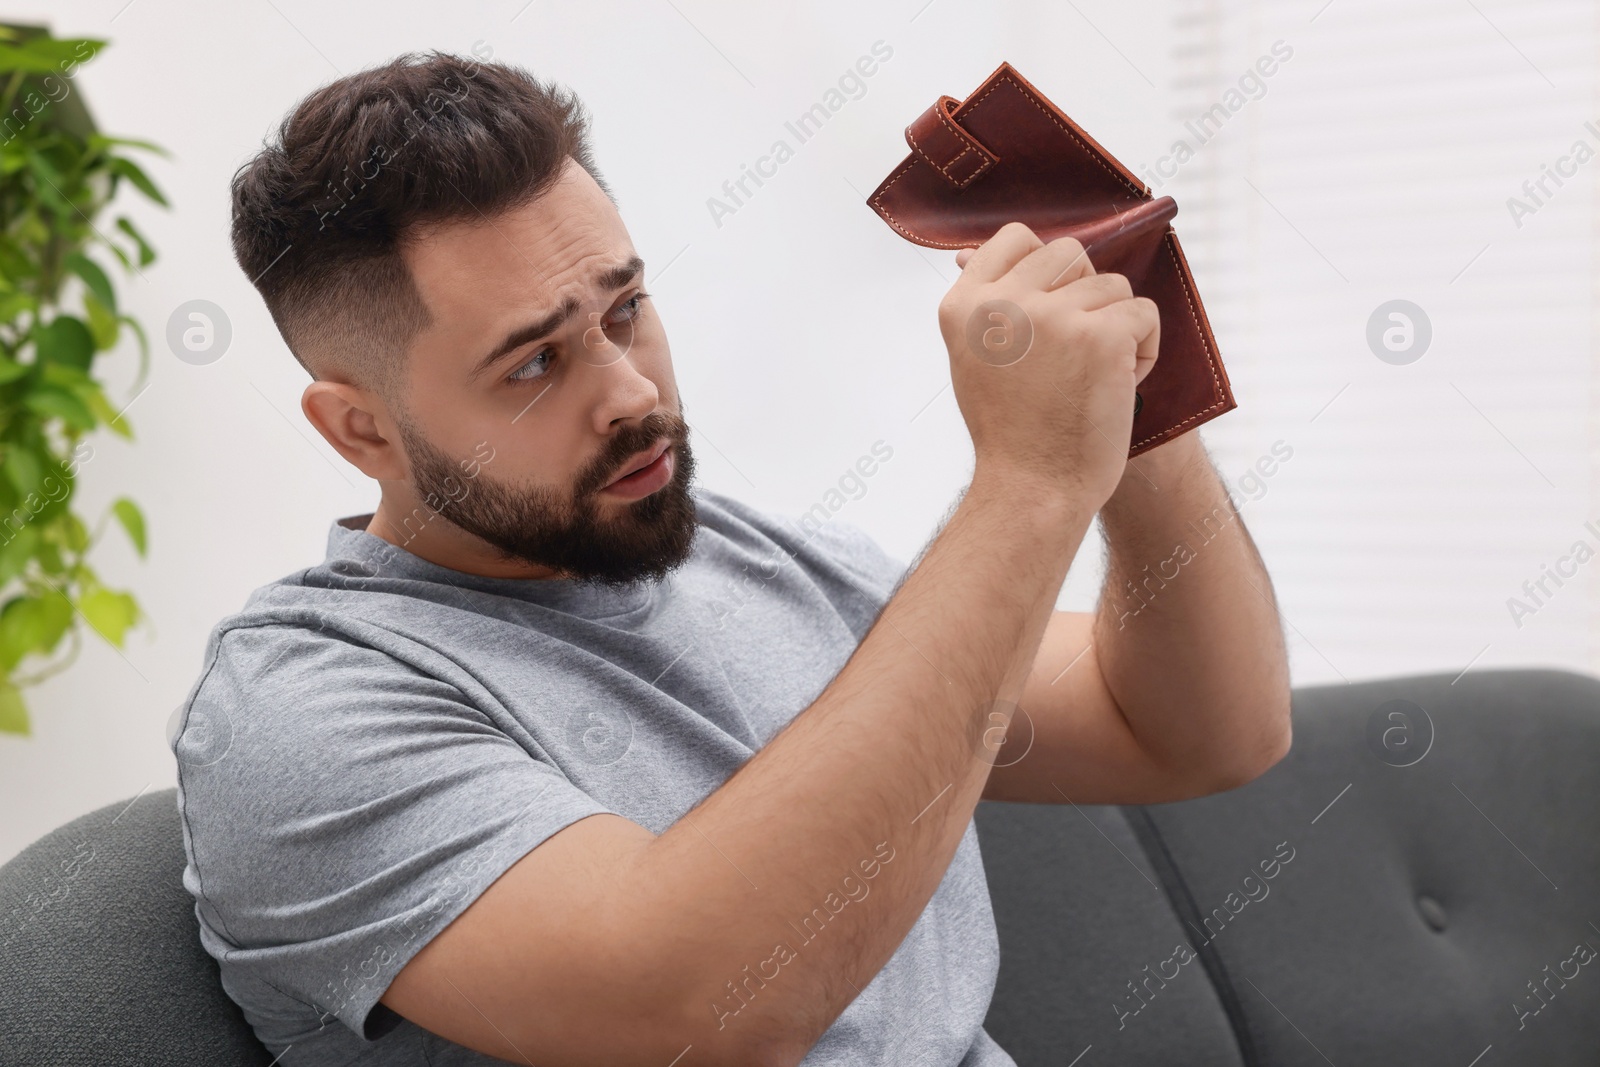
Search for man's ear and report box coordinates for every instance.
[302,380,408,481]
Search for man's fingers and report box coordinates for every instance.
[956,222,1045,284]
[1087,297,1161,382]
[1053,272,1131,313]
[1011,236,1096,293]
[953,227,1158,384]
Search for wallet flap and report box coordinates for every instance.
[871,62,1154,248]
[904,94,1000,189]
[953,62,1149,196]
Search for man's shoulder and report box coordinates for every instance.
[197,591,415,681]
[172,563,491,761]
[691,484,867,555]
[171,618,390,763]
[689,483,779,531]
[690,485,908,600]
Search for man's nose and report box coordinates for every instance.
[591,357,659,433]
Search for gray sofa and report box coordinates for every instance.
[3,667,1598,1065]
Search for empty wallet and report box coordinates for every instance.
[864,61,1236,457]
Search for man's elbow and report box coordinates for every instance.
[1213,703,1293,792]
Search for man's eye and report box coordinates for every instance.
[610,290,650,324]
[504,291,651,386]
[506,348,553,384]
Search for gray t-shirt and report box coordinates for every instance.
[170,485,1016,1066]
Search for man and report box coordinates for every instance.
[172,48,1291,1067]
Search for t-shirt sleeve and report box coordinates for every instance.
[171,623,614,1048]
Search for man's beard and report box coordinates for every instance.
[396,405,699,588]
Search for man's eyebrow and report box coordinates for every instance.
[469,253,646,380]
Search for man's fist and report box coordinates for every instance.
[939,222,1160,505]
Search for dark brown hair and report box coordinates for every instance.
[229,49,614,403]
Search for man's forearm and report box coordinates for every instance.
[1092,434,1292,785]
[627,463,1097,1065]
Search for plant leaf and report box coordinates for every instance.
[64,252,115,314]
[79,585,139,646]
[0,525,38,585]
[111,498,145,556]
[89,133,169,158]
[0,44,65,74]
[33,316,94,370]
[83,293,119,349]
[17,37,105,66]
[24,151,72,213]
[0,234,38,280]
[61,511,88,553]
[79,382,132,440]
[3,445,41,498]
[23,384,96,429]
[36,540,62,573]
[0,678,28,735]
[36,592,72,652]
[40,360,92,389]
[0,594,67,669]
[107,156,168,207]
[114,216,155,267]
[0,290,36,321]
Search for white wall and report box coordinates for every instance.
[2,0,1593,863]
[1165,0,1600,685]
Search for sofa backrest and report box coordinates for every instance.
[0,786,272,1066]
[977,667,1600,1065]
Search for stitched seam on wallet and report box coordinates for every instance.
[948,153,984,185]
[905,125,977,185]
[962,71,1144,198]
[1128,234,1226,449]
[945,145,991,186]
[872,69,1147,244]
[937,104,994,187]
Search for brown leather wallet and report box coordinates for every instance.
[865,61,1236,457]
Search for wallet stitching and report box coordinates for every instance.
[962,71,1144,198]
[871,70,1147,244]
[948,151,984,185]
[1129,235,1227,450]
[905,125,990,188]
[936,104,995,186]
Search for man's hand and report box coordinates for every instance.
[940,223,1160,504]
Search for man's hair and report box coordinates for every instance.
[229,50,615,404]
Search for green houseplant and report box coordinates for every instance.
[0,24,168,735]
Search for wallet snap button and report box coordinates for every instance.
[1133,391,1143,416]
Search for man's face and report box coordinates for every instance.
[390,157,698,587]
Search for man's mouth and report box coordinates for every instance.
[603,438,672,489]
